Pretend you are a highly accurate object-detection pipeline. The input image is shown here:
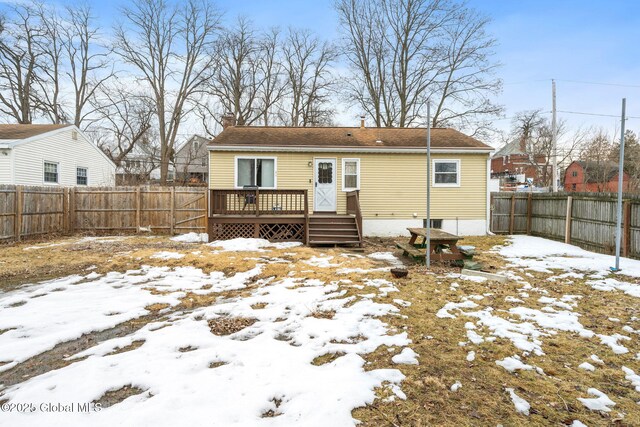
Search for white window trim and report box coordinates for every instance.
[76,166,88,186]
[432,159,461,187]
[234,156,277,189]
[43,160,59,185]
[341,158,360,191]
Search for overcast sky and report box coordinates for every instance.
[7,0,640,146]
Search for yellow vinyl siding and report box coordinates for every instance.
[210,151,487,220]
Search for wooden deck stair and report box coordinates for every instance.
[308,214,362,246]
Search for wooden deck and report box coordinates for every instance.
[208,189,362,246]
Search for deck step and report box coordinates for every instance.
[309,233,359,240]
[309,240,362,245]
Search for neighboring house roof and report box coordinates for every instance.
[570,160,625,183]
[209,126,493,152]
[492,139,526,158]
[0,123,116,167]
[0,124,71,142]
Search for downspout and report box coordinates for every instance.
[486,156,493,235]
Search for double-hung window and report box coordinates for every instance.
[433,160,460,187]
[44,162,59,184]
[236,157,276,188]
[77,167,88,185]
[342,158,360,191]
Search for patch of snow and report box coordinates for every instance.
[392,348,419,365]
[498,236,640,278]
[590,354,604,364]
[444,272,487,283]
[578,362,596,372]
[393,299,411,307]
[450,381,462,392]
[496,356,534,372]
[505,387,530,415]
[586,278,640,298]
[577,388,616,412]
[208,238,301,252]
[467,330,484,345]
[597,333,630,354]
[571,421,588,427]
[622,366,640,391]
[436,300,479,319]
[304,256,341,268]
[466,351,475,362]
[150,251,185,260]
[170,233,209,243]
[368,252,403,267]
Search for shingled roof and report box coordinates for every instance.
[209,126,493,151]
[0,124,72,140]
[576,161,624,183]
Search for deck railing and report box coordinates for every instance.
[210,189,308,216]
[346,190,363,244]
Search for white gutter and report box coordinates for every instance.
[0,143,10,149]
[208,145,494,154]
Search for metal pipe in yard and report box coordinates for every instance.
[426,103,431,269]
[613,98,626,272]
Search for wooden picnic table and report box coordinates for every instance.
[396,228,466,261]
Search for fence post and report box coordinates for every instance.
[204,188,209,237]
[509,193,516,234]
[14,185,22,241]
[62,188,69,234]
[169,187,175,235]
[623,200,631,257]
[135,187,141,232]
[69,188,75,233]
[565,196,573,244]
[526,193,532,235]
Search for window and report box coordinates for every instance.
[236,157,276,188]
[572,183,577,191]
[44,162,58,183]
[433,160,460,186]
[572,171,578,177]
[342,158,360,190]
[201,158,207,167]
[76,167,88,185]
[423,219,442,229]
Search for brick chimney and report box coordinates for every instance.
[221,112,236,129]
[360,115,365,129]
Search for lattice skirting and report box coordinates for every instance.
[210,222,305,242]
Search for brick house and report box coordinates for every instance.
[490,138,548,187]
[564,160,629,192]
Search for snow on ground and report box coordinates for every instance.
[0,241,410,426]
[0,265,264,372]
[498,235,640,278]
[208,238,302,252]
[505,387,530,415]
[170,232,209,243]
[392,347,419,365]
[577,388,616,412]
[150,251,185,260]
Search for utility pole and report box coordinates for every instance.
[551,79,558,192]
[613,98,627,272]
[426,103,431,269]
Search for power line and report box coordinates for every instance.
[554,79,640,89]
[557,110,640,120]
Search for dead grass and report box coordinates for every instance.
[208,317,257,336]
[93,385,146,408]
[107,340,146,356]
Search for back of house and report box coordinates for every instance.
[0,124,115,187]
[208,122,493,237]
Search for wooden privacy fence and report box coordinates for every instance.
[0,185,208,242]
[491,192,640,259]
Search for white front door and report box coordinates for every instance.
[314,158,337,212]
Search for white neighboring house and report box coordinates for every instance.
[0,124,116,186]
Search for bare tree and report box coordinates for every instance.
[91,82,154,168]
[510,110,584,187]
[209,19,287,127]
[335,0,501,133]
[0,4,43,124]
[63,5,114,129]
[114,0,221,183]
[281,28,336,127]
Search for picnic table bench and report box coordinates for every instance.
[395,228,470,262]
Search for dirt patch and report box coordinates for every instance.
[107,340,146,356]
[261,397,283,418]
[312,352,346,366]
[208,317,257,336]
[310,310,336,319]
[209,361,227,369]
[93,385,147,408]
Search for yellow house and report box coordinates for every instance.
[208,123,493,244]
